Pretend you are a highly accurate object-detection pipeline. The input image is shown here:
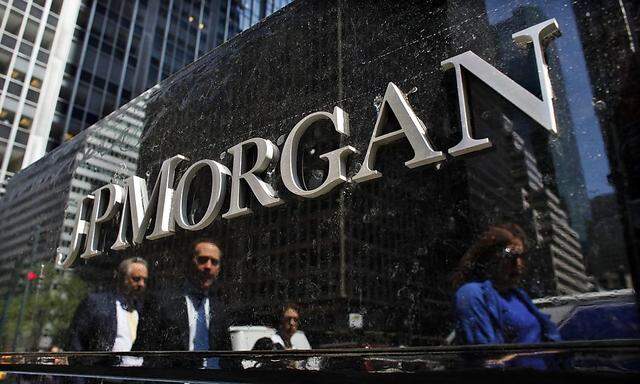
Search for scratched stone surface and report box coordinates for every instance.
[0,0,638,369]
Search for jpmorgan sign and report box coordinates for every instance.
[59,19,561,268]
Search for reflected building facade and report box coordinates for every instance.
[571,0,639,291]
[0,0,291,194]
[0,87,149,288]
[480,5,591,294]
[466,106,589,296]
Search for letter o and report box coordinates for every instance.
[173,159,230,231]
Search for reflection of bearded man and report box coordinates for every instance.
[119,257,148,309]
[68,258,148,351]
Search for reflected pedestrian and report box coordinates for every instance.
[451,224,560,346]
[68,257,148,351]
[249,304,313,370]
[134,238,231,367]
[270,304,311,350]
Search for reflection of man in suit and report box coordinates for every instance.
[68,257,148,351]
[134,238,231,360]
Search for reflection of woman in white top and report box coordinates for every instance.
[270,304,311,350]
[247,304,316,370]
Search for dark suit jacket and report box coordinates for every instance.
[68,292,118,351]
[133,289,231,352]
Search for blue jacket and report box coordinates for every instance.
[454,280,561,344]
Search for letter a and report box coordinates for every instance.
[352,82,444,183]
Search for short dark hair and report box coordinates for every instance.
[189,237,223,258]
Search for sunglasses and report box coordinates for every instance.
[501,247,524,261]
[195,256,221,266]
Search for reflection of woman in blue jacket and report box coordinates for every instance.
[452,224,561,346]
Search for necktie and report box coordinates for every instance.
[193,297,209,351]
[126,310,138,342]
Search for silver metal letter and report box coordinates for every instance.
[57,195,94,268]
[222,138,284,219]
[281,107,357,198]
[111,155,187,250]
[82,184,124,259]
[441,19,560,156]
[352,82,445,183]
[174,159,231,230]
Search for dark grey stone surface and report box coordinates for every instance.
[0,1,638,368]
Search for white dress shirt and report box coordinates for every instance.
[112,299,138,352]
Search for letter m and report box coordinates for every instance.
[111,155,186,250]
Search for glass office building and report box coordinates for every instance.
[0,0,291,194]
[0,0,66,194]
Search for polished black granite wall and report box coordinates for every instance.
[133,0,493,345]
[0,1,637,374]
[122,0,639,346]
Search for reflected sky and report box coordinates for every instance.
[485,0,613,198]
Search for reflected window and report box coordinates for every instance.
[5,10,22,36]
[8,80,22,96]
[0,48,10,75]
[0,109,15,125]
[1,34,16,49]
[51,0,63,15]
[7,145,24,172]
[29,76,42,88]
[0,142,6,166]
[30,5,42,19]
[41,28,55,51]
[26,89,39,103]
[10,69,25,82]
[18,116,32,130]
[23,19,39,43]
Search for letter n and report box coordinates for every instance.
[441,19,560,156]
